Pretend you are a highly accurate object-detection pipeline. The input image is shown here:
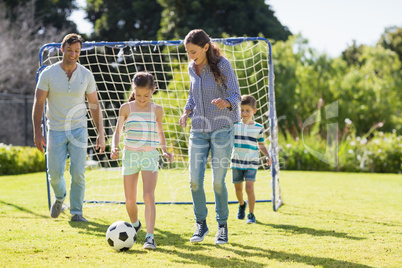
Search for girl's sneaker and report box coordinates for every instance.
[246,213,256,224]
[143,236,156,250]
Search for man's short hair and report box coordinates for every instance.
[241,95,257,109]
[61,33,84,49]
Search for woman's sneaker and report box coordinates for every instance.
[237,201,247,219]
[246,213,256,224]
[143,236,156,250]
[190,219,209,243]
[215,223,228,244]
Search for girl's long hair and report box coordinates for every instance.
[128,72,156,101]
[184,29,225,86]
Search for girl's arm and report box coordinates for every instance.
[156,105,173,163]
[110,104,129,160]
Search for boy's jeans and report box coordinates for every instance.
[47,127,87,215]
[189,124,234,225]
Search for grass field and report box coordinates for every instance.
[0,170,401,267]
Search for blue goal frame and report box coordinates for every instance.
[37,37,283,211]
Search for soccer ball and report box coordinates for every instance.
[106,221,136,252]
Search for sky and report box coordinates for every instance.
[70,0,402,57]
[267,0,402,57]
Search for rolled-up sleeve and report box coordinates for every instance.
[184,82,195,112]
[219,59,241,111]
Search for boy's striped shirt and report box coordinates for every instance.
[231,122,264,170]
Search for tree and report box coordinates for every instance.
[157,0,291,40]
[86,0,163,41]
[341,40,366,67]
[0,2,68,95]
[3,0,77,32]
[378,26,402,64]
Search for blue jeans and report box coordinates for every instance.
[47,127,87,215]
[189,124,234,225]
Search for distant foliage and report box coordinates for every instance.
[157,0,291,40]
[0,144,46,175]
[279,126,402,174]
[0,2,68,95]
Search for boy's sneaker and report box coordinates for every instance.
[133,221,142,233]
[190,220,209,243]
[143,236,156,250]
[215,223,228,245]
[246,213,256,224]
[50,200,63,218]
[237,201,247,219]
[71,214,88,222]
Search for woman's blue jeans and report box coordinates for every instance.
[189,124,234,225]
[47,127,87,215]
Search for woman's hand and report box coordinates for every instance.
[179,114,189,128]
[211,98,230,109]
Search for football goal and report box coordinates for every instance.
[37,37,283,211]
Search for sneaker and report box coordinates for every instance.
[190,220,209,243]
[143,236,156,250]
[50,200,63,218]
[71,214,88,222]
[215,223,228,245]
[133,221,142,233]
[246,213,256,224]
[237,201,247,220]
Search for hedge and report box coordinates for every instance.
[0,144,46,175]
[279,131,401,173]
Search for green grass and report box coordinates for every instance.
[0,170,401,267]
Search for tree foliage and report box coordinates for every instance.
[273,35,402,137]
[156,0,291,40]
[86,0,163,41]
[0,2,68,95]
[378,26,402,63]
[3,0,77,32]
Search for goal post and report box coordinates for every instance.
[37,37,283,211]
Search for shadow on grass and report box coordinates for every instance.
[154,227,265,267]
[148,227,372,267]
[228,242,373,268]
[261,222,364,240]
[68,218,111,237]
[0,199,48,219]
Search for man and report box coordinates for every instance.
[32,33,105,222]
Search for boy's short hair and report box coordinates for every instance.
[241,95,257,109]
[61,33,84,49]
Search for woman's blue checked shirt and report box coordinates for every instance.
[184,57,241,132]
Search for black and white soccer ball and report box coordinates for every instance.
[106,221,136,252]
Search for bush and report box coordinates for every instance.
[279,130,401,173]
[0,144,45,175]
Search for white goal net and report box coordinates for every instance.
[38,37,282,210]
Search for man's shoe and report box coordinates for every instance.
[237,201,247,219]
[133,221,142,233]
[143,236,156,250]
[246,213,256,224]
[71,214,88,222]
[215,223,228,245]
[190,220,209,243]
[50,200,63,218]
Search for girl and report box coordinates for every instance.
[179,29,241,245]
[111,72,173,250]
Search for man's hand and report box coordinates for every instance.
[34,134,46,153]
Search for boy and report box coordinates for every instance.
[230,95,272,224]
